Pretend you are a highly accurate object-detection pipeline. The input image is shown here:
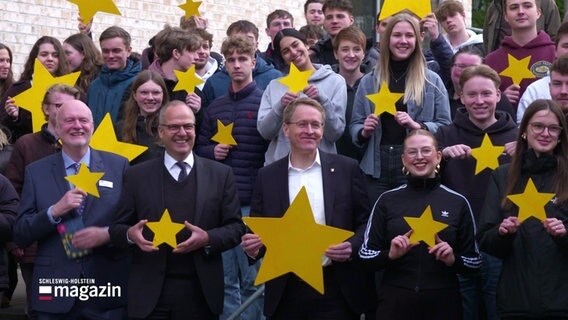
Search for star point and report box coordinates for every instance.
[404,205,449,247]
[67,0,121,22]
[499,54,535,86]
[507,178,555,223]
[13,59,80,132]
[146,209,185,248]
[367,82,404,116]
[379,0,432,20]
[178,0,202,18]
[64,163,104,198]
[173,65,204,94]
[211,120,237,145]
[470,134,504,175]
[277,63,314,94]
[90,113,148,162]
[243,187,353,294]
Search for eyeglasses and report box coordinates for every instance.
[529,122,563,137]
[287,121,323,130]
[160,123,195,133]
[404,147,435,158]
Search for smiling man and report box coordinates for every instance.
[87,26,141,128]
[14,100,130,319]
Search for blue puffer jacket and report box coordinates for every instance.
[87,57,141,127]
[201,53,282,109]
[195,81,268,206]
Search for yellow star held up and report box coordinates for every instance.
[178,0,202,18]
[67,0,122,22]
[146,209,185,248]
[470,133,504,175]
[64,163,104,198]
[243,187,353,294]
[367,82,404,116]
[13,59,80,133]
[499,54,536,86]
[379,0,432,20]
[211,120,237,145]
[90,113,148,162]
[404,205,449,247]
[278,63,314,94]
[173,65,204,94]
[507,178,555,223]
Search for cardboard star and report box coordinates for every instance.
[499,54,535,86]
[211,120,237,145]
[243,187,353,294]
[90,113,148,162]
[178,0,202,18]
[507,178,555,223]
[367,82,403,116]
[173,65,204,94]
[146,209,185,248]
[379,0,432,20]
[13,59,80,132]
[67,0,122,22]
[64,163,104,198]
[403,205,449,247]
[278,63,314,94]
[470,133,504,175]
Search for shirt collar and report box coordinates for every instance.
[62,148,91,169]
[164,151,195,171]
[288,149,321,172]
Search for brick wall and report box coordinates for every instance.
[1,0,473,77]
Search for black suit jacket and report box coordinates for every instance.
[250,151,377,316]
[109,154,245,318]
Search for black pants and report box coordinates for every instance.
[376,285,462,320]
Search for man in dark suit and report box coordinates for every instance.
[242,97,376,319]
[109,100,245,319]
[13,100,129,319]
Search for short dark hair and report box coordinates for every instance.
[304,0,324,14]
[266,10,294,28]
[154,26,201,62]
[435,0,465,22]
[550,55,568,76]
[299,25,325,41]
[226,20,259,41]
[99,26,131,47]
[556,21,568,47]
[322,0,353,15]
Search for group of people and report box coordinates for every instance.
[0,0,566,319]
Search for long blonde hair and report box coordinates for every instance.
[377,13,427,106]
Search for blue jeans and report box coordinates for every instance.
[220,206,264,320]
[459,252,501,320]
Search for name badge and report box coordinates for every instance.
[98,180,113,189]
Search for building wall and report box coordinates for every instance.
[1,0,472,77]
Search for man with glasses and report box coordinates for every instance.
[242,97,376,319]
[110,100,245,319]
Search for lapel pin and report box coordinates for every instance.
[330,168,335,172]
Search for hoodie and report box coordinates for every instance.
[196,56,219,90]
[87,57,141,127]
[443,29,484,55]
[435,109,518,219]
[201,53,282,109]
[485,31,555,111]
[257,64,347,165]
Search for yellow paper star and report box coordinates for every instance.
[90,113,148,162]
[507,178,555,223]
[146,209,185,248]
[173,65,204,94]
[64,163,104,198]
[404,205,449,247]
[470,133,504,175]
[67,0,122,22]
[278,63,314,94]
[243,187,354,294]
[499,54,536,86]
[178,0,202,18]
[13,59,80,132]
[211,120,237,145]
[379,0,432,20]
[367,82,404,116]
